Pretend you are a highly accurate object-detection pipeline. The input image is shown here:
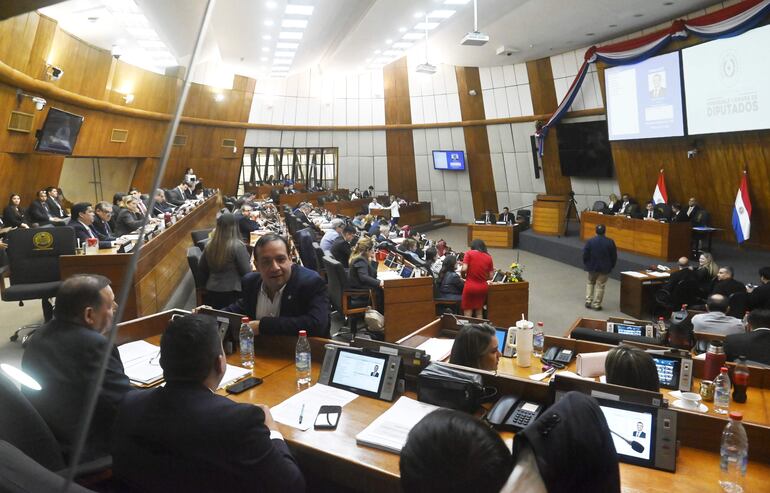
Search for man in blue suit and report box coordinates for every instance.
[68,202,114,249]
[583,224,617,311]
[223,233,330,337]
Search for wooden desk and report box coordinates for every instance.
[382,276,435,343]
[324,198,369,217]
[620,270,670,319]
[486,282,528,328]
[532,194,568,236]
[581,211,691,261]
[60,195,219,319]
[466,223,519,248]
[371,202,432,226]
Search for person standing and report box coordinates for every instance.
[461,239,494,318]
[583,224,617,311]
[388,195,401,227]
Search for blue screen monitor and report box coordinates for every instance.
[432,150,466,170]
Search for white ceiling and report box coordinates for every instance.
[39,0,722,81]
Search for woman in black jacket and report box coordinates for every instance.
[437,255,464,301]
[3,194,30,228]
[348,236,383,310]
[115,195,145,236]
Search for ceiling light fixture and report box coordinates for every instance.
[274,51,295,58]
[260,56,268,61]
[264,19,274,26]
[276,42,299,49]
[214,93,225,102]
[281,19,308,28]
[122,93,134,104]
[273,58,292,64]
[428,9,456,19]
[262,34,272,40]
[444,0,471,4]
[460,0,489,46]
[392,42,412,48]
[285,4,314,15]
[416,14,437,75]
[402,32,424,40]
[415,22,439,30]
[279,31,303,40]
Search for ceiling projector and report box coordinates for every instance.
[416,63,437,75]
[461,31,489,46]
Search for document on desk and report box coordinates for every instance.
[416,338,454,362]
[217,365,252,390]
[271,384,358,431]
[621,271,648,279]
[646,271,670,278]
[118,340,163,386]
[356,396,440,454]
[377,270,401,281]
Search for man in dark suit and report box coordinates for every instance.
[237,203,261,241]
[632,422,647,438]
[670,202,689,222]
[111,314,304,493]
[583,224,617,311]
[93,202,117,241]
[294,202,312,224]
[330,225,356,267]
[45,187,69,220]
[617,194,635,215]
[165,182,188,207]
[69,202,113,249]
[665,257,697,291]
[641,201,663,221]
[711,266,746,298]
[498,207,514,224]
[747,267,770,311]
[223,233,330,337]
[151,189,174,216]
[27,189,56,226]
[183,181,196,200]
[686,197,701,220]
[725,309,770,365]
[22,274,131,462]
[478,210,496,224]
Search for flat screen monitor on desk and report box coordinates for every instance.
[319,345,401,401]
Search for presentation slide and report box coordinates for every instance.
[652,357,679,388]
[605,51,684,140]
[600,405,653,461]
[683,25,770,135]
[432,150,466,170]
[331,351,385,393]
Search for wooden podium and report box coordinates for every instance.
[532,194,569,236]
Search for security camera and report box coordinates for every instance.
[48,66,63,81]
[111,44,123,59]
[32,97,47,111]
[687,149,698,159]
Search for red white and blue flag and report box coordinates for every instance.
[732,172,752,243]
[652,170,668,204]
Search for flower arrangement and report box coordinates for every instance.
[506,262,525,282]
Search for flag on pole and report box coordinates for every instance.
[652,169,668,204]
[732,171,752,243]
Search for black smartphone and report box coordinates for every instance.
[314,405,342,430]
[225,376,263,394]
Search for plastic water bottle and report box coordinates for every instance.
[732,357,750,404]
[239,316,254,369]
[714,366,731,415]
[533,321,545,357]
[719,411,748,493]
[295,330,311,388]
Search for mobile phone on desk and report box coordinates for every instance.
[226,376,263,394]
[314,405,342,430]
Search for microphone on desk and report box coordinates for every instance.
[610,429,645,453]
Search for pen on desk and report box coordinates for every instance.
[299,404,305,424]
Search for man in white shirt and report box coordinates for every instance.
[692,294,745,336]
[320,218,344,252]
[368,197,381,211]
[388,195,401,226]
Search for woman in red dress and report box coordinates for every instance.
[461,239,494,318]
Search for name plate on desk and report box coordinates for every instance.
[474,220,485,224]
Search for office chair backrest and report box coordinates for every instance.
[190,229,212,250]
[592,201,607,212]
[293,228,317,271]
[0,373,65,471]
[694,209,710,227]
[655,203,672,219]
[727,291,748,319]
[186,247,205,290]
[312,242,326,275]
[321,256,344,312]
[6,227,75,285]
[0,441,95,493]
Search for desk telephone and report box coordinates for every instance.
[485,394,543,432]
[542,346,574,369]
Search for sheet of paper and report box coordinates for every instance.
[621,271,648,279]
[217,365,253,390]
[647,271,670,278]
[119,340,163,385]
[355,396,440,454]
[118,340,159,365]
[416,338,454,362]
[556,370,596,381]
[377,270,401,281]
[271,383,359,431]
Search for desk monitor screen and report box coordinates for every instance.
[494,328,508,353]
[491,270,505,283]
[651,355,681,390]
[432,150,466,170]
[400,265,414,278]
[320,346,400,401]
[615,324,644,337]
[599,399,655,465]
[384,253,396,267]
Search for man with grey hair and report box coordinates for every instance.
[692,294,745,336]
[152,189,174,216]
[93,201,117,241]
[320,218,345,252]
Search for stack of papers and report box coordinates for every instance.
[416,338,454,362]
[621,271,648,278]
[377,270,401,281]
[356,397,440,454]
[118,340,163,387]
[217,365,253,390]
[647,271,670,278]
[271,384,359,431]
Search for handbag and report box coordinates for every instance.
[417,363,497,413]
[364,308,385,333]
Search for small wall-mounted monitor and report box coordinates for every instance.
[432,150,466,171]
[34,108,85,155]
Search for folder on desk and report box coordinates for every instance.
[118,340,164,386]
[355,396,440,454]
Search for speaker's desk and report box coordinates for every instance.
[60,195,219,320]
[466,223,519,248]
[370,202,432,226]
[619,269,671,319]
[121,311,770,493]
[580,211,691,261]
[532,194,568,236]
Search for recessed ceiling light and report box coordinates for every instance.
[444,0,471,4]
[260,56,268,61]
[414,22,439,30]
[276,42,299,49]
[281,19,308,28]
[633,13,644,17]
[398,26,407,33]
[262,46,270,52]
[285,4,314,15]
[385,39,393,44]
[383,50,401,56]
[392,42,412,49]
[279,31,303,40]
[264,19,274,26]
[413,11,425,18]
[266,1,277,8]
[427,9,455,19]
[262,34,272,40]
[275,51,295,58]
[273,58,292,65]
[402,32,424,40]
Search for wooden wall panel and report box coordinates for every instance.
[47,29,113,100]
[383,58,418,201]
[455,66,497,216]
[107,60,179,114]
[0,152,64,205]
[0,12,39,74]
[25,13,55,78]
[526,58,572,196]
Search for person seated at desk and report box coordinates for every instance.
[641,201,663,221]
[604,346,660,392]
[238,203,262,241]
[199,213,252,309]
[222,233,329,337]
[3,193,30,228]
[725,309,770,365]
[498,207,514,224]
[151,188,174,216]
[45,186,69,221]
[348,236,383,310]
[364,185,374,198]
[671,202,689,222]
[28,189,63,227]
[293,203,312,224]
[69,202,113,249]
[461,239,494,318]
[664,256,697,291]
[330,225,356,268]
[604,193,621,215]
[320,218,344,252]
[748,267,770,310]
[92,201,117,242]
[425,247,439,276]
[449,323,499,371]
[398,238,423,264]
[165,181,189,207]
[127,188,148,216]
[111,314,304,493]
[367,215,383,236]
[692,294,745,336]
[368,197,381,211]
[478,209,496,224]
[351,212,365,230]
[182,181,196,200]
[617,193,635,215]
[114,195,146,236]
[437,255,464,302]
[22,274,131,462]
[711,265,746,299]
[695,252,719,297]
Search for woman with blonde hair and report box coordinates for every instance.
[348,236,384,310]
[199,213,252,308]
[696,252,719,298]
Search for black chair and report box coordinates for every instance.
[591,201,607,212]
[654,203,672,221]
[1,227,75,326]
[0,441,96,493]
[322,256,373,338]
[432,281,461,315]
[516,210,531,231]
[727,291,748,319]
[186,246,206,306]
[625,203,641,218]
[190,228,212,252]
[293,228,317,271]
[312,242,327,279]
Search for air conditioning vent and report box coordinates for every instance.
[8,111,34,133]
[173,134,188,146]
[221,138,237,147]
[111,128,128,143]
